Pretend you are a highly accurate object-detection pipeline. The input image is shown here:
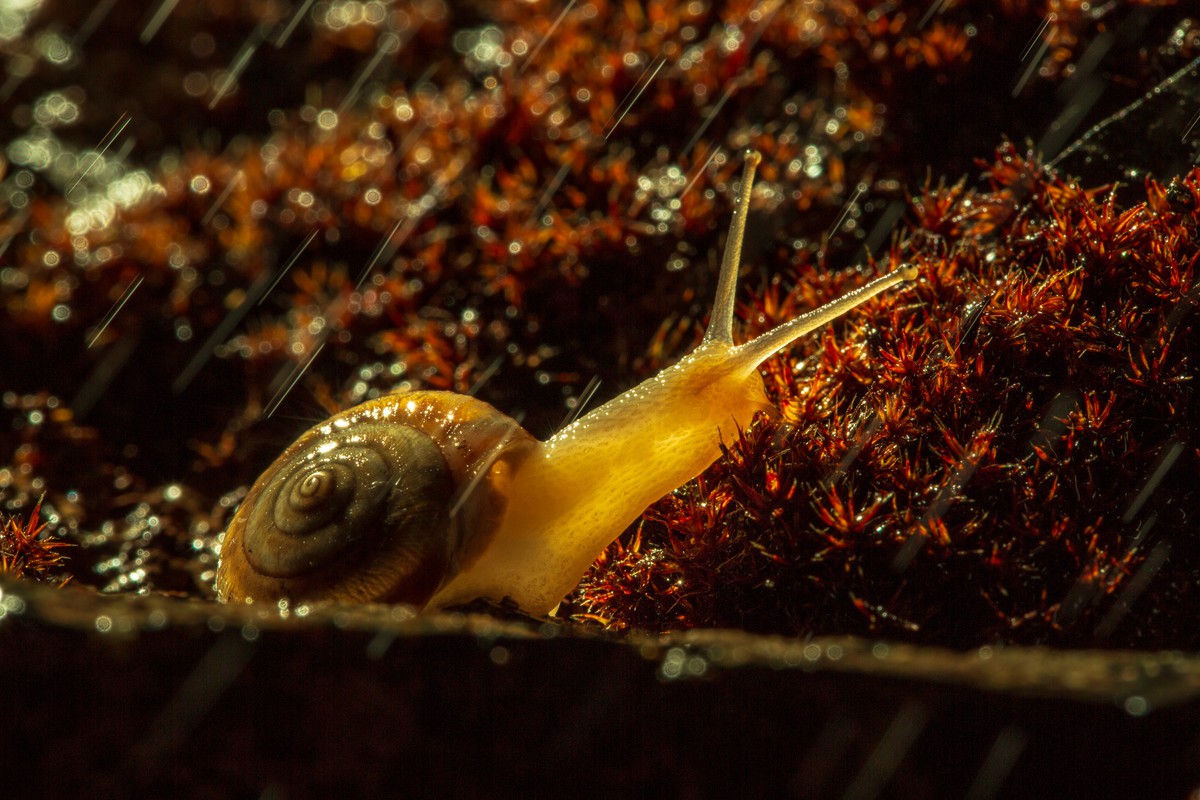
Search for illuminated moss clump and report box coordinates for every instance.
[568,145,1200,650]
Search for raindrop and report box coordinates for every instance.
[317,109,338,130]
[1123,695,1149,716]
[659,646,686,680]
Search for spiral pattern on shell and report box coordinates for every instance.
[235,422,455,603]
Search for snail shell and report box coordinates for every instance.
[217,391,536,606]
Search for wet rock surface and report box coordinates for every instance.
[5,576,1200,796]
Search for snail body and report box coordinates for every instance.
[217,152,916,614]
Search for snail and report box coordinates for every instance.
[216,151,917,614]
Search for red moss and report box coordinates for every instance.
[567,145,1200,649]
[1,496,71,583]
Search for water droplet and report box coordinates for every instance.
[1123,695,1149,716]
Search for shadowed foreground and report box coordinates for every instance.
[4,578,1199,798]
